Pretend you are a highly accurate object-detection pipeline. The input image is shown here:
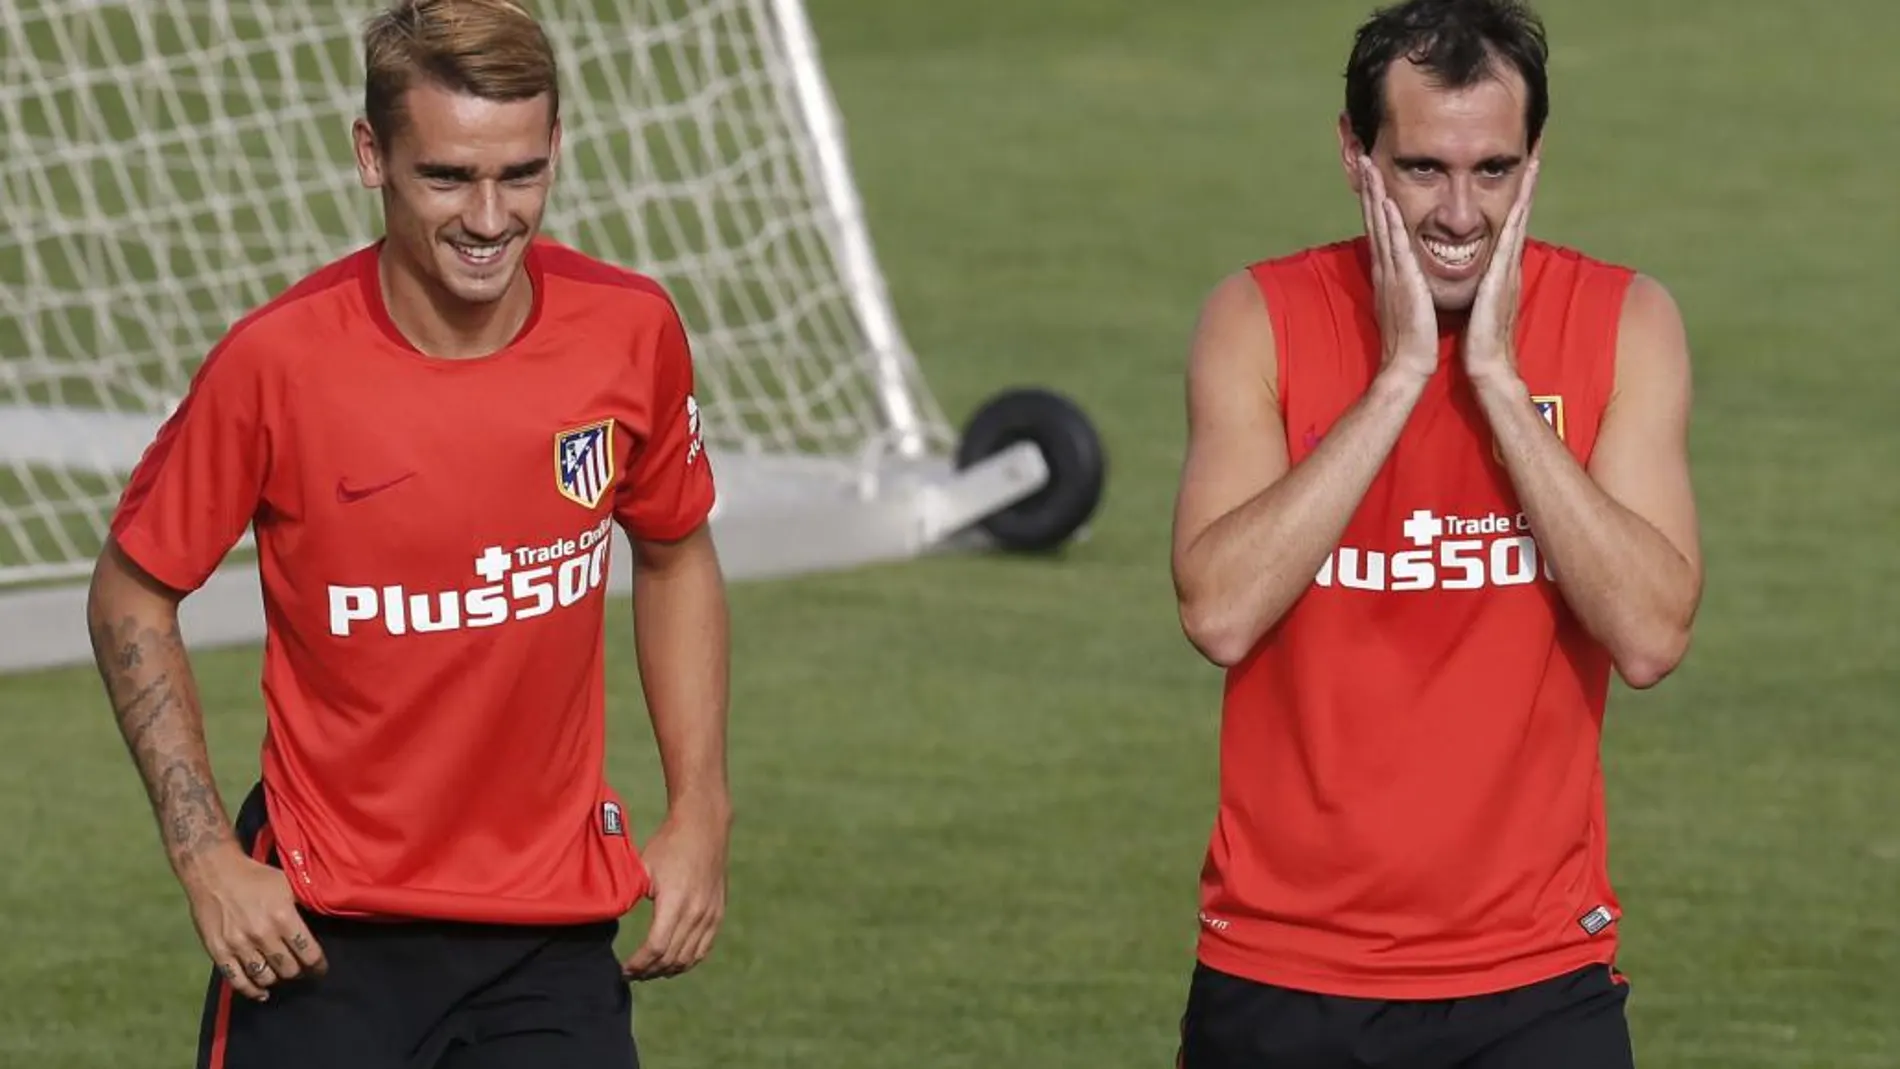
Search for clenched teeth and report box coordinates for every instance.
[452,241,505,262]
[1421,237,1480,267]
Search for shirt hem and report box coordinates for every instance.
[293,885,646,927]
[264,782,651,930]
[1195,936,1618,1001]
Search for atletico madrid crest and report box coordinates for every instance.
[1532,395,1566,441]
[555,419,616,509]
[1495,394,1566,464]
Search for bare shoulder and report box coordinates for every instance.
[1172,267,1288,555]
[1186,267,1278,405]
[1611,272,1692,403]
[1590,269,1702,570]
[1619,273,1686,340]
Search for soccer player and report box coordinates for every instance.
[82,2,729,1067]
[1168,0,1702,1066]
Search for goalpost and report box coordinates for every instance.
[0,0,1103,674]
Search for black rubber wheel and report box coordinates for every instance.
[954,387,1106,553]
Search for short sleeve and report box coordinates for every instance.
[614,298,715,542]
[108,335,271,593]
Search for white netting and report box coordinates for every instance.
[0,0,950,586]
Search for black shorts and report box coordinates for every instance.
[1178,960,1634,1069]
[197,784,638,1069]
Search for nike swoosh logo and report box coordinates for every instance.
[336,472,416,504]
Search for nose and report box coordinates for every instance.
[462,182,507,241]
[1440,177,1482,238]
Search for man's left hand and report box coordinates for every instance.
[1463,155,1541,386]
[623,802,730,982]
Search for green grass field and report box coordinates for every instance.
[2,0,1897,1066]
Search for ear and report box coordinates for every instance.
[549,116,564,177]
[1337,112,1370,193]
[353,118,385,190]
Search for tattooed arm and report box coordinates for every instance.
[86,539,239,875]
[86,539,326,1000]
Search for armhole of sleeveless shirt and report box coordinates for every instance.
[1582,266,1639,464]
[1595,269,1640,423]
[1248,263,1294,422]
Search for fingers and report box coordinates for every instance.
[1362,157,1405,312]
[1477,159,1540,304]
[1365,159,1430,292]
[258,919,327,984]
[1356,157,1382,270]
[687,919,720,968]
[670,893,722,975]
[1383,197,1426,288]
[621,895,678,980]
[208,908,327,1001]
[1500,158,1540,268]
[1514,156,1541,224]
[624,888,724,982]
[1511,158,1539,262]
[1361,157,1394,277]
[629,916,696,980]
[213,952,273,1002]
[285,923,329,976]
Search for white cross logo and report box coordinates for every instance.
[1401,509,1444,547]
[685,395,704,465]
[473,545,512,583]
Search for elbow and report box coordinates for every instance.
[1177,595,1260,669]
[1613,623,1693,691]
[1611,565,1705,690]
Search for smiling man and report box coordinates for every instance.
[1168,0,1703,1066]
[84,3,731,1067]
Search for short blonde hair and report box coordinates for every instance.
[362,0,560,145]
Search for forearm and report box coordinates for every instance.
[86,579,239,883]
[1474,373,1699,684]
[1177,369,1429,664]
[631,536,731,822]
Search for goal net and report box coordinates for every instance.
[0,0,1044,671]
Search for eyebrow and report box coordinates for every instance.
[413,158,550,182]
[1390,154,1524,172]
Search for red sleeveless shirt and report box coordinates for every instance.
[1194,237,1636,999]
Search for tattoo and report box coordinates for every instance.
[119,676,178,750]
[90,611,234,869]
[158,758,224,852]
[291,934,309,951]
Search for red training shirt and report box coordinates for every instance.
[111,236,715,925]
[1195,237,1635,999]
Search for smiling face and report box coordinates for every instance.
[1341,55,1538,313]
[353,78,560,316]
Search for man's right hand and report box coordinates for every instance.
[1357,155,1439,383]
[181,847,328,1001]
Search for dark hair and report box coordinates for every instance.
[1344,0,1549,152]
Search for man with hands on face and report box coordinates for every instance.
[1169,1,1703,1067]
